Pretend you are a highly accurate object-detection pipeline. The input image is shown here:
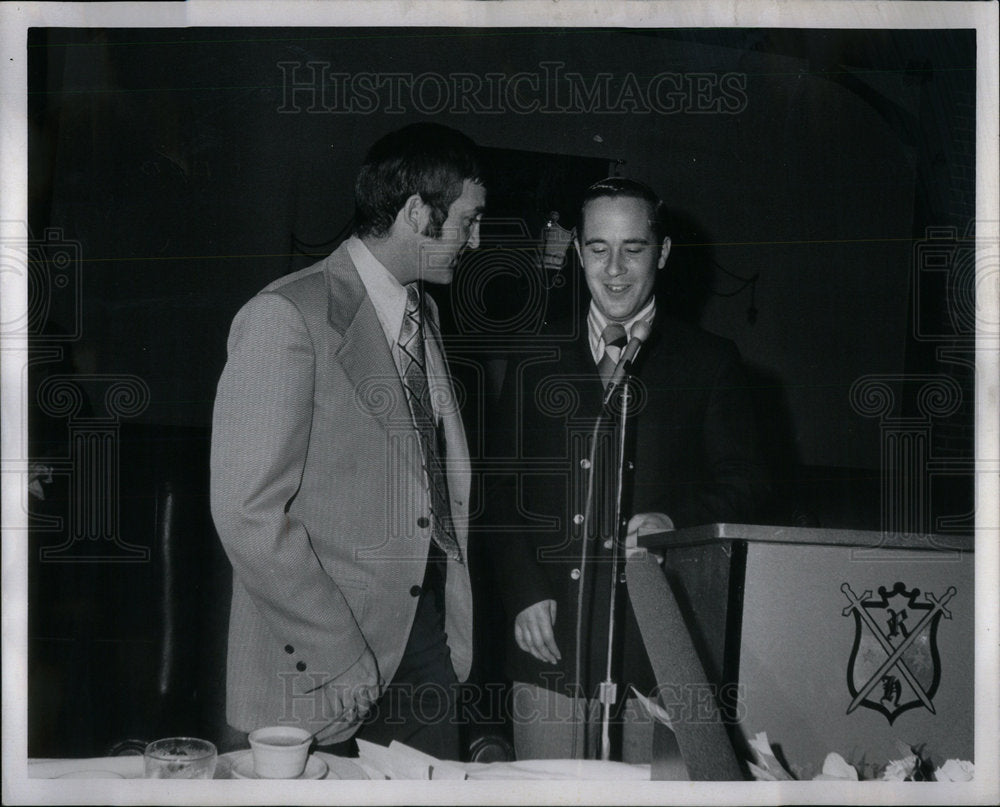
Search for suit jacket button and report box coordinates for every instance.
[410,585,422,597]
[296,661,306,672]
[417,516,430,529]
[284,645,294,654]
[570,568,581,580]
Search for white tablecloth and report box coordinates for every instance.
[28,750,368,780]
[29,748,650,781]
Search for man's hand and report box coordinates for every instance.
[625,512,674,546]
[514,599,561,665]
[626,512,673,562]
[325,646,383,724]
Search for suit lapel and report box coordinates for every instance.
[567,326,606,414]
[630,316,682,390]
[324,248,419,459]
[324,249,469,539]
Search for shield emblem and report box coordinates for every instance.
[842,581,955,724]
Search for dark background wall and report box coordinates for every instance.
[24,26,978,757]
[28,27,976,471]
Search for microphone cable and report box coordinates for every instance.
[570,404,610,760]
[570,321,650,758]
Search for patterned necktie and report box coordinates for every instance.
[397,284,462,563]
[597,322,628,387]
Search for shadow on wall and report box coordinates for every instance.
[742,358,890,531]
[656,208,717,326]
[652,211,889,533]
[743,359,889,531]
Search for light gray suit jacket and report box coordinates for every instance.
[210,242,473,743]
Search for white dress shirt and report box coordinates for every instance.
[587,297,657,365]
[345,235,449,423]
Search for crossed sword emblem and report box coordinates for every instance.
[841,583,956,715]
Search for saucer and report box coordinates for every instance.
[230,752,328,780]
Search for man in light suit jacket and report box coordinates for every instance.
[487,178,769,762]
[210,124,486,760]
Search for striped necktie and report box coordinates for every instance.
[597,322,628,387]
[397,284,462,563]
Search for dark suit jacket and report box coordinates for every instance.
[487,312,769,697]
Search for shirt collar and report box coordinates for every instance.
[587,297,657,363]
[345,235,408,348]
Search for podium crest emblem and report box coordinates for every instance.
[841,581,955,724]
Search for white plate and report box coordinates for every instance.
[229,752,328,780]
[312,752,370,780]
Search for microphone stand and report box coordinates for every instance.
[598,371,633,761]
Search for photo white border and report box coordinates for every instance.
[2,2,997,805]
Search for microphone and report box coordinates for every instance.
[602,319,651,405]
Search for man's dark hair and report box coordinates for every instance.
[578,177,669,243]
[353,123,484,239]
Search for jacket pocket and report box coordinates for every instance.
[331,573,370,624]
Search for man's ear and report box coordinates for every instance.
[573,233,582,263]
[400,193,429,235]
[657,236,672,269]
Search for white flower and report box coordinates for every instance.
[813,752,859,781]
[747,732,793,781]
[935,759,974,782]
[881,755,918,781]
[747,732,772,758]
[748,761,779,781]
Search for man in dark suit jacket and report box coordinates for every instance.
[211,124,486,759]
[488,178,768,762]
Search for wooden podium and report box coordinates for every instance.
[628,524,974,780]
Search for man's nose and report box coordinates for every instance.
[466,222,480,250]
[606,251,626,276]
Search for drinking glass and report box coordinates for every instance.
[143,737,217,779]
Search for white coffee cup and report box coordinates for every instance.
[248,726,312,778]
